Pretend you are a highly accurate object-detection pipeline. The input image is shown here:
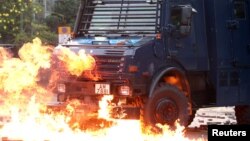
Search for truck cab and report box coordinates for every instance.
[54,0,250,127]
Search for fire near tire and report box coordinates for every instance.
[142,84,189,129]
[235,105,250,124]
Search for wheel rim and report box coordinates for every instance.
[154,98,178,125]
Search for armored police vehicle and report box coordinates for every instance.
[54,0,250,127]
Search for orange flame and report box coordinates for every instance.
[98,95,114,119]
[0,38,206,141]
[54,45,96,77]
[0,47,12,66]
[0,38,52,115]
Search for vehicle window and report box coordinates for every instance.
[83,0,161,35]
[233,1,246,20]
[170,7,182,29]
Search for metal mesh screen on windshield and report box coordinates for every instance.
[75,0,161,36]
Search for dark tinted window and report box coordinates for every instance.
[234,1,246,19]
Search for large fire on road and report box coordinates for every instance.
[0,38,206,141]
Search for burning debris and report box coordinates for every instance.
[0,38,206,141]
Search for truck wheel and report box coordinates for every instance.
[235,105,250,124]
[143,85,189,129]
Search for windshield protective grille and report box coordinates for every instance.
[75,0,161,36]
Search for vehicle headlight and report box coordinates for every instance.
[57,83,66,93]
[118,86,131,96]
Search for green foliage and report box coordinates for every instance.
[53,0,80,28]
[0,0,57,45]
[0,0,31,43]
[0,0,31,31]
[14,22,57,45]
[0,0,79,45]
[45,15,62,32]
[14,30,32,45]
[31,22,57,45]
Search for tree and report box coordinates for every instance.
[14,22,57,45]
[45,13,64,33]
[0,0,32,43]
[51,0,80,28]
[44,0,80,43]
[0,0,79,45]
[0,0,57,45]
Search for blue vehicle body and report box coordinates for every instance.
[55,0,250,125]
[205,0,250,106]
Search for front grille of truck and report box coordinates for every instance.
[92,50,126,85]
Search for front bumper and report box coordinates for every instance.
[54,80,141,119]
[56,80,134,101]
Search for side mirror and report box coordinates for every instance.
[170,5,197,37]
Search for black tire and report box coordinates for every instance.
[143,85,190,128]
[235,105,250,124]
